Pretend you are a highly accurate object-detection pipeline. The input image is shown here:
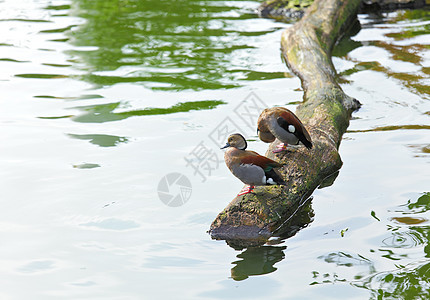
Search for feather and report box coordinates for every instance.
[239,151,283,171]
[277,111,313,149]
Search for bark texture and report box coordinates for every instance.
[210,0,361,247]
[257,0,430,23]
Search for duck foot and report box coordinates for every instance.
[237,185,255,196]
[272,143,288,153]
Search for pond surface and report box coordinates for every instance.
[0,0,429,299]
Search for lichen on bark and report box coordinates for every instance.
[257,0,429,23]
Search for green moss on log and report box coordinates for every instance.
[258,0,429,24]
[257,0,314,22]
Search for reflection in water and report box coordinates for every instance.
[271,198,315,242]
[355,261,430,299]
[378,248,407,261]
[313,251,376,285]
[347,124,430,133]
[61,0,286,91]
[14,73,69,79]
[70,280,97,287]
[421,145,430,154]
[68,100,225,123]
[332,19,362,58]
[40,100,225,123]
[34,94,103,100]
[320,251,375,268]
[382,229,426,249]
[312,193,430,298]
[349,193,430,298]
[143,256,205,269]
[394,192,430,214]
[338,10,430,99]
[17,260,56,274]
[80,218,140,231]
[310,272,348,285]
[231,245,286,281]
[408,144,430,158]
[312,252,376,286]
[67,133,129,147]
[317,171,339,189]
[390,216,428,225]
[226,200,314,280]
[387,9,430,38]
[73,163,101,169]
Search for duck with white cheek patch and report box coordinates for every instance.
[221,133,285,196]
[257,107,313,153]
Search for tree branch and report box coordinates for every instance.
[209,0,361,248]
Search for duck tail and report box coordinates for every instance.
[265,169,286,186]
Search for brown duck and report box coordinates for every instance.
[221,133,285,195]
[257,107,313,152]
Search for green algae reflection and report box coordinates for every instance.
[67,134,129,147]
[314,193,430,299]
[46,0,285,91]
[69,100,226,123]
[39,100,225,123]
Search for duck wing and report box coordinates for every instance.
[277,110,313,149]
[240,151,283,171]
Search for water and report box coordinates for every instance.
[0,0,429,299]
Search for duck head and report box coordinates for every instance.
[221,133,247,150]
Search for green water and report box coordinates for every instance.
[66,0,284,91]
[0,0,429,299]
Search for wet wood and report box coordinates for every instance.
[257,0,429,23]
[209,0,362,247]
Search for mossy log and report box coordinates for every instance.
[258,0,430,23]
[209,0,362,248]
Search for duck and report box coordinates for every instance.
[257,107,313,153]
[221,133,285,195]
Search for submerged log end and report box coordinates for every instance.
[209,184,303,240]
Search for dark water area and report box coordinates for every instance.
[0,0,429,299]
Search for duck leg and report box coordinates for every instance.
[237,185,255,196]
[272,143,288,153]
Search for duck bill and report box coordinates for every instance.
[220,143,230,149]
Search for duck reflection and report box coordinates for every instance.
[231,245,287,281]
[228,201,314,281]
